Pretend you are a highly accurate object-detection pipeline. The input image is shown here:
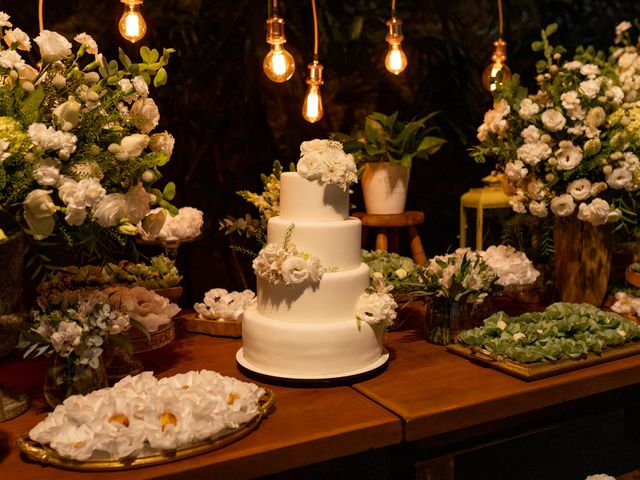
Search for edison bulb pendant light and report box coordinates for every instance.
[263,15,295,82]
[119,0,147,43]
[302,61,323,123]
[385,17,407,75]
[482,38,512,92]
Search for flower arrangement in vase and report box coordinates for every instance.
[334,111,446,214]
[471,22,640,306]
[0,11,178,269]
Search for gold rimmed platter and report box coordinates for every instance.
[447,341,640,381]
[17,389,275,471]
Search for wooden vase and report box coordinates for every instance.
[554,214,612,307]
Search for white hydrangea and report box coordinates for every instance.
[540,109,566,132]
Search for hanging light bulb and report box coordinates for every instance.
[385,16,407,75]
[119,0,147,43]
[482,38,512,92]
[302,61,323,123]
[263,13,295,83]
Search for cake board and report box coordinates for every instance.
[235,348,389,387]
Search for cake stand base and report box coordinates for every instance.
[235,348,389,385]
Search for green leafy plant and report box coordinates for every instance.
[333,111,446,170]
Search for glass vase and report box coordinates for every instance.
[43,355,108,408]
[424,298,491,345]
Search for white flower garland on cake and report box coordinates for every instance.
[297,139,358,191]
[252,225,323,286]
[355,272,397,330]
[29,370,266,460]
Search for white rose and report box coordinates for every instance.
[550,194,576,217]
[577,198,611,226]
[4,28,31,51]
[306,256,323,283]
[521,125,541,143]
[541,109,566,132]
[528,200,548,218]
[92,193,128,227]
[567,178,592,201]
[580,64,600,78]
[585,107,606,128]
[281,256,309,285]
[24,189,58,239]
[149,131,175,156]
[579,79,601,99]
[516,142,551,166]
[518,98,539,120]
[34,30,72,63]
[561,91,580,110]
[110,133,149,160]
[556,141,583,170]
[298,139,333,179]
[53,97,82,131]
[130,97,160,133]
[606,167,633,190]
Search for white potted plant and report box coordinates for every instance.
[334,111,446,214]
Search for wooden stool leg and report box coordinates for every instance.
[475,206,483,251]
[388,228,400,253]
[459,205,466,248]
[376,228,389,251]
[408,226,427,266]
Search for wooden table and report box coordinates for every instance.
[0,331,402,479]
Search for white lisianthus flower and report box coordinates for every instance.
[130,97,160,133]
[556,141,583,170]
[528,200,548,217]
[74,33,98,55]
[579,79,601,98]
[0,49,25,69]
[504,160,528,183]
[23,189,57,239]
[561,91,580,110]
[132,76,149,97]
[541,109,566,132]
[580,64,600,78]
[33,158,62,186]
[567,178,592,201]
[563,60,583,70]
[516,142,551,166]
[281,256,310,285]
[4,28,31,50]
[585,107,606,127]
[550,194,576,217]
[355,292,397,329]
[307,256,323,283]
[518,98,539,120]
[606,167,633,190]
[53,97,82,131]
[521,125,541,143]
[149,131,175,156]
[577,198,612,226]
[34,30,72,63]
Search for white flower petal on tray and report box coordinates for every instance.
[107,286,179,332]
[194,288,256,321]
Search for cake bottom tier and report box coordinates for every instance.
[241,307,384,377]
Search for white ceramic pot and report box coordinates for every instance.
[361,162,410,214]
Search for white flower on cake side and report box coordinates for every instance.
[355,272,398,330]
[252,225,324,286]
[297,139,358,191]
[194,288,256,321]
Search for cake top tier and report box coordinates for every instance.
[279,172,349,221]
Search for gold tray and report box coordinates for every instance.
[17,389,275,471]
[447,341,640,381]
[181,311,242,338]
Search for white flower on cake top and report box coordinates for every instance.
[29,370,266,460]
[297,139,357,190]
[194,288,256,321]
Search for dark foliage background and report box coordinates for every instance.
[3,0,639,304]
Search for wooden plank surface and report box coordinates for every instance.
[353,304,640,442]
[0,329,402,479]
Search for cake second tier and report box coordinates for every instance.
[257,262,370,323]
[268,216,363,270]
[279,172,349,222]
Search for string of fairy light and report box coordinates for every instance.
[41,0,507,122]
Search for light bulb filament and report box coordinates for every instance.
[119,1,146,43]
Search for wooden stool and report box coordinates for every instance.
[353,211,427,266]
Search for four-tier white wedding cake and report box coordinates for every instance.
[237,140,394,379]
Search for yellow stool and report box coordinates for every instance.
[353,211,427,266]
[459,174,511,250]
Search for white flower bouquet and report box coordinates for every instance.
[0,11,178,262]
[297,139,358,190]
[471,22,640,230]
